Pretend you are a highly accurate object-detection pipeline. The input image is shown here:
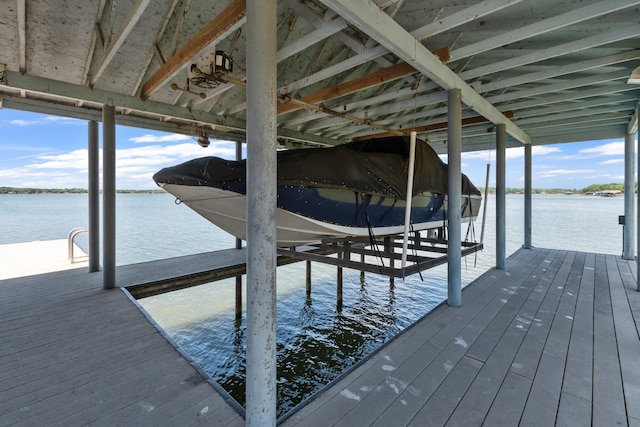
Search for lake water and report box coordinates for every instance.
[0,192,632,416]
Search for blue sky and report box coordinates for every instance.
[0,109,635,190]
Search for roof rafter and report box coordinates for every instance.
[277,47,450,115]
[139,0,246,100]
[17,0,26,73]
[282,0,527,95]
[451,0,640,61]
[481,50,640,93]
[464,24,640,81]
[353,111,515,141]
[90,0,153,87]
[319,0,530,144]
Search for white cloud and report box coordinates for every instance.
[579,141,625,156]
[460,145,560,162]
[42,116,83,124]
[537,168,597,178]
[5,116,82,127]
[599,158,624,165]
[9,119,36,126]
[0,140,237,189]
[129,133,193,143]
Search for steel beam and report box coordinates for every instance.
[496,124,507,270]
[637,102,640,291]
[88,120,100,273]
[624,131,635,260]
[447,89,462,307]
[245,0,278,424]
[524,143,532,249]
[102,104,116,289]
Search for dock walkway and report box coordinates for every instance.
[1,247,639,426]
[282,248,640,426]
[0,266,243,426]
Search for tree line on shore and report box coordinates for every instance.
[483,183,629,194]
[0,187,164,194]
[1,183,630,195]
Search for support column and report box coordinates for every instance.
[524,143,532,249]
[235,140,243,321]
[636,103,640,291]
[623,132,634,260]
[447,88,462,307]
[88,120,100,272]
[496,123,507,270]
[306,260,312,299]
[102,104,116,290]
[245,0,278,425]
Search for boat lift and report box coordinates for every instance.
[277,230,483,280]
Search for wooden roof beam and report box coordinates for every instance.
[139,0,246,100]
[277,46,450,115]
[90,0,152,87]
[17,0,26,73]
[351,111,515,141]
[320,0,530,144]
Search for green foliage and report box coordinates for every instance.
[579,183,625,193]
[479,183,633,194]
[0,187,164,194]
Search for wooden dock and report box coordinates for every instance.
[281,248,640,426]
[1,247,639,426]
[0,267,243,426]
[0,240,88,280]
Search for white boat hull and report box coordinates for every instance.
[161,184,481,247]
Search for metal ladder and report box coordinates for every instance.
[67,227,88,263]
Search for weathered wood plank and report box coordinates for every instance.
[464,249,566,362]
[282,248,537,426]
[518,251,583,427]
[448,251,574,426]
[280,248,639,427]
[592,254,627,427]
[406,355,483,426]
[607,255,640,422]
[482,370,532,426]
[556,391,591,427]
[558,252,595,422]
[362,250,555,426]
[0,262,243,426]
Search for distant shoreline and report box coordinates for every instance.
[1,184,629,195]
[0,187,164,195]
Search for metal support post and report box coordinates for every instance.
[496,123,507,270]
[447,88,462,307]
[524,143,532,249]
[623,132,634,260]
[306,260,312,298]
[384,236,394,286]
[636,103,640,291]
[235,141,243,321]
[102,104,116,289]
[88,120,100,272]
[245,0,278,424]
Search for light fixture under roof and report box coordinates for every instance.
[197,135,210,148]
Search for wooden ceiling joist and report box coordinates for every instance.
[352,111,514,141]
[138,0,246,100]
[277,46,450,115]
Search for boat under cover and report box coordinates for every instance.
[154,136,482,246]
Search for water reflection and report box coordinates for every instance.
[164,268,446,417]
